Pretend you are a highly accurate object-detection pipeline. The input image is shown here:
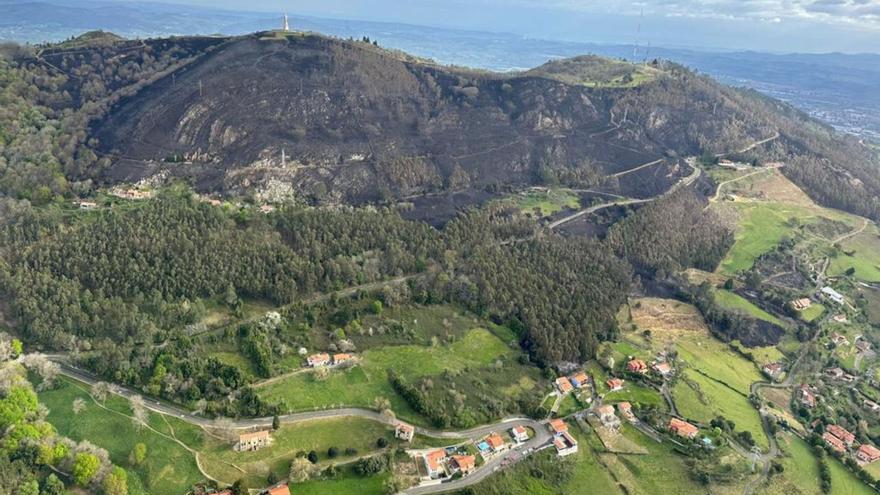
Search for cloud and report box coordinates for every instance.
[492,0,880,29]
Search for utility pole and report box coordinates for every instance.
[199,79,203,98]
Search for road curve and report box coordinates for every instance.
[49,359,552,495]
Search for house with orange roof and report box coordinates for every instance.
[395,422,414,442]
[652,361,673,377]
[307,353,330,367]
[553,431,578,456]
[265,484,291,495]
[823,432,846,453]
[423,449,447,478]
[485,432,506,452]
[826,424,855,446]
[510,425,529,443]
[555,376,573,394]
[569,372,590,388]
[236,430,270,451]
[332,353,353,365]
[595,404,620,428]
[627,359,648,374]
[451,454,476,474]
[857,444,880,464]
[617,402,636,423]
[606,378,624,391]
[668,418,698,439]
[549,418,568,435]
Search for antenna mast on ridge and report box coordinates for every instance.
[283,14,290,32]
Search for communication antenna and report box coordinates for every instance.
[199,79,203,98]
[283,13,290,32]
[281,148,286,167]
[633,8,643,60]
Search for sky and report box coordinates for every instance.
[116,0,880,53]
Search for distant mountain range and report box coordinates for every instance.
[3,0,879,142]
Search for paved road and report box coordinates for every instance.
[49,359,552,495]
[549,159,702,230]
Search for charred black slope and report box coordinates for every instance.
[91,32,777,203]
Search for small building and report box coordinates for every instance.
[569,372,590,388]
[627,359,648,374]
[826,424,855,446]
[606,378,624,392]
[831,333,849,346]
[395,422,414,442]
[617,402,636,423]
[553,431,579,456]
[332,353,353,365]
[857,444,880,464]
[451,454,476,474]
[652,362,673,377]
[668,418,699,439]
[555,376,574,394]
[265,485,291,495]
[75,200,98,210]
[791,298,813,311]
[797,384,817,408]
[833,314,849,323]
[823,432,846,453]
[864,399,880,413]
[510,425,529,443]
[596,404,620,429]
[825,368,855,383]
[822,287,846,305]
[762,362,784,378]
[423,449,447,479]
[856,338,873,353]
[259,204,276,214]
[237,430,270,451]
[549,418,568,435]
[307,353,330,367]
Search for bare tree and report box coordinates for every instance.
[73,397,86,415]
[20,353,60,389]
[129,395,147,430]
[91,382,110,402]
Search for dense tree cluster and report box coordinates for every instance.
[606,190,734,274]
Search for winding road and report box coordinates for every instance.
[48,358,552,495]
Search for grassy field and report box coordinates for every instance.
[506,188,581,217]
[38,377,202,495]
[827,226,880,282]
[799,303,826,323]
[676,337,763,394]
[673,369,769,450]
[718,202,807,274]
[715,290,784,327]
[199,417,395,486]
[587,361,665,410]
[730,340,786,366]
[605,423,745,495]
[258,327,535,423]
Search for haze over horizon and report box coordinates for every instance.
[100,0,880,54]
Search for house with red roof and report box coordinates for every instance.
[451,455,476,474]
[823,432,846,453]
[652,362,673,377]
[237,430,270,451]
[549,418,568,435]
[797,384,816,408]
[307,353,330,367]
[627,359,648,374]
[857,444,880,464]
[668,418,698,439]
[555,376,574,394]
[606,378,624,391]
[826,424,855,446]
[569,372,590,388]
[485,432,506,452]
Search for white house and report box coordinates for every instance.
[821,287,845,305]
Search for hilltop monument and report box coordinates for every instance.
[282,14,290,32]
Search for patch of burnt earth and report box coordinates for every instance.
[555,203,632,238]
[397,189,499,227]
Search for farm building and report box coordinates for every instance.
[823,432,847,453]
[668,418,698,439]
[606,378,625,391]
[827,424,855,446]
[627,359,648,374]
[762,362,784,378]
[307,353,330,367]
[617,402,636,423]
[821,287,845,305]
[797,385,817,408]
[265,485,291,495]
[596,404,620,428]
[236,430,270,451]
[857,444,880,464]
[332,353,353,365]
[395,422,414,442]
[652,362,673,377]
[791,298,812,311]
